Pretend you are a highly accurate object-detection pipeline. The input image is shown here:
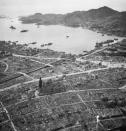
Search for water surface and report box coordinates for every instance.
[0,18,124,54]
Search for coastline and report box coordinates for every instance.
[20,19,126,38]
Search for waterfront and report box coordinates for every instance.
[0,18,124,54]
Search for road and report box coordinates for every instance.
[82,40,118,58]
[0,67,110,92]
[77,58,126,68]
[17,72,34,80]
[13,53,62,60]
[0,51,124,93]
[83,46,108,58]
[6,87,119,111]
[30,59,54,68]
[0,102,17,131]
[13,53,39,59]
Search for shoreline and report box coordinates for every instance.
[20,20,126,38]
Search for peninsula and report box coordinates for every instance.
[20,6,126,37]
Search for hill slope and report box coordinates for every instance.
[20,6,126,37]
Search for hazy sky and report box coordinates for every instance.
[0,0,126,17]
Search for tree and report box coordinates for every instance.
[39,77,42,91]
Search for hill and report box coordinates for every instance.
[20,6,126,37]
[20,13,64,25]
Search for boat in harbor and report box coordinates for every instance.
[31,42,37,45]
[10,26,16,30]
[41,42,53,47]
[66,35,70,38]
[41,44,45,47]
[20,30,28,33]
[47,42,53,46]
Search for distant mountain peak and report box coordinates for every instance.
[85,6,119,19]
[99,6,111,9]
[98,6,118,12]
[88,6,118,13]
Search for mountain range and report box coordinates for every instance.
[20,6,126,37]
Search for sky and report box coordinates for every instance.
[0,0,126,17]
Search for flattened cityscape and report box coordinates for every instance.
[0,39,126,131]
